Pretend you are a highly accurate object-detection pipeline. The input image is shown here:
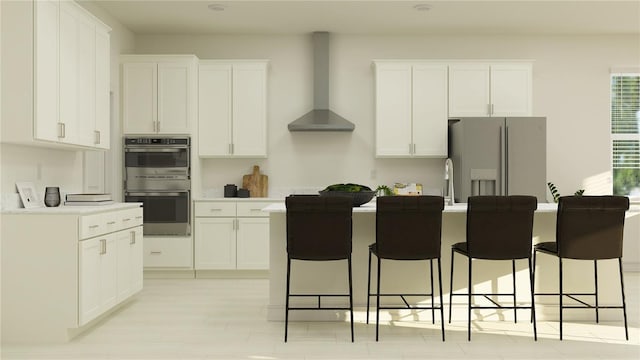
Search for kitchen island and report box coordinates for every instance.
[264,201,635,322]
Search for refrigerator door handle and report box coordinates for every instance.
[499,125,506,195]
[505,126,509,195]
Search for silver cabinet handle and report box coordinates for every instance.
[123,218,131,222]
[107,221,116,225]
[58,122,66,138]
[135,215,143,219]
[100,239,106,255]
[209,208,223,212]
[89,224,100,229]
[130,230,136,245]
[150,251,162,255]
[491,104,495,115]
[157,121,161,132]
[153,121,157,132]
[94,130,100,145]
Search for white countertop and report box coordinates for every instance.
[193,197,283,202]
[261,201,559,213]
[1,202,142,215]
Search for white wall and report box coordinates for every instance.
[0,1,134,207]
[135,33,640,198]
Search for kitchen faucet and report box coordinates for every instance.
[444,158,455,205]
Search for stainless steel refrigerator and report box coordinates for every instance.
[448,117,547,202]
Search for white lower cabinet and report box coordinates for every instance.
[143,236,193,268]
[194,200,274,271]
[236,218,270,269]
[79,213,143,326]
[0,205,143,342]
[116,227,143,303]
[79,234,117,326]
[195,218,236,269]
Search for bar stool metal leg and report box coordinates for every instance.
[619,258,629,340]
[559,257,564,340]
[348,256,354,342]
[512,259,517,323]
[376,257,382,342]
[532,249,538,325]
[366,249,372,324]
[449,248,455,323]
[430,259,435,324]
[468,257,472,341]
[437,258,445,341]
[529,257,537,341]
[285,257,291,342]
[594,260,599,323]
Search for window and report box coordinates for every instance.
[611,74,640,199]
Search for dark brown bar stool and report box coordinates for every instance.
[366,196,445,341]
[449,195,538,341]
[533,195,630,340]
[284,195,354,342]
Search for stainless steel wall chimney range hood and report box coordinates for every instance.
[288,32,355,132]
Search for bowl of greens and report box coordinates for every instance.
[319,183,376,207]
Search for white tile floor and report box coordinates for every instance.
[2,273,639,360]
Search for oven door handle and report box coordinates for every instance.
[125,148,186,153]
[126,192,188,197]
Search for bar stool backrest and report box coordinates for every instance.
[376,196,444,260]
[556,195,629,260]
[466,195,537,260]
[285,195,353,261]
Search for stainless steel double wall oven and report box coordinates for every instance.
[124,137,191,236]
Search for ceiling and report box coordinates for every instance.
[89,0,640,36]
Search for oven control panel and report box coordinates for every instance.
[125,137,190,146]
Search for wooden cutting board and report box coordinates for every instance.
[242,165,268,198]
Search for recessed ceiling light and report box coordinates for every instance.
[208,3,226,11]
[413,4,432,12]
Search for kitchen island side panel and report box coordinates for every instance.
[1,214,79,343]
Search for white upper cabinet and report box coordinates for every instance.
[93,27,111,149]
[121,55,197,135]
[1,0,111,149]
[489,63,533,117]
[33,0,60,143]
[449,62,532,117]
[198,61,268,157]
[375,61,448,158]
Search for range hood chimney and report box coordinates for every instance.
[288,32,355,132]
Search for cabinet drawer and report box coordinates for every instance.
[79,214,105,239]
[143,237,192,268]
[194,202,236,217]
[236,202,273,217]
[119,207,144,228]
[103,212,120,234]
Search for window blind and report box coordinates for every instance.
[611,74,640,197]
[611,75,640,135]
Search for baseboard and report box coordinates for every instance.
[195,270,269,279]
[143,269,195,279]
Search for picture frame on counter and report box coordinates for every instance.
[16,182,42,209]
